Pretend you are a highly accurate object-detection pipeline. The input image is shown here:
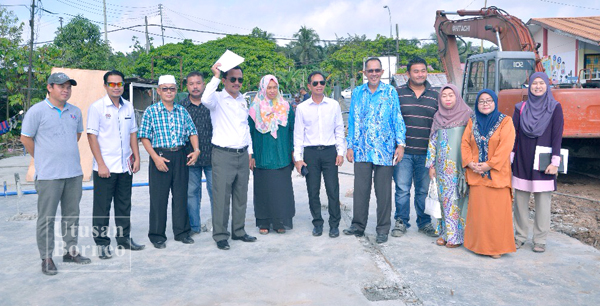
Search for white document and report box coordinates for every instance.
[533,146,552,171]
[215,50,245,72]
[533,145,569,174]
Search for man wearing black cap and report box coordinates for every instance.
[21,72,92,276]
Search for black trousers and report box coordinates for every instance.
[93,171,133,245]
[303,146,341,228]
[148,149,190,242]
[352,162,394,234]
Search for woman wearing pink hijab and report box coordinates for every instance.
[249,75,295,235]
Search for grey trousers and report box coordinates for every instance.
[352,162,394,234]
[211,147,249,242]
[514,189,552,245]
[35,176,83,259]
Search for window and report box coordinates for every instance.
[487,61,496,90]
[498,59,536,90]
[464,61,485,106]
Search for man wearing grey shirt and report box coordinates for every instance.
[21,72,92,276]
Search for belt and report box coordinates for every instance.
[213,145,248,154]
[155,146,184,152]
[305,145,335,151]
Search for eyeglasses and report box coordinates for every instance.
[479,99,494,105]
[160,87,177,92]
[366,69,382,74]
[229,77,243,83]
[106,82,124,88]
[311,80,326,86]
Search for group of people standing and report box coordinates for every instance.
[23,54,563,276]
[425,72,563,259]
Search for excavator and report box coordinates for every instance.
[435,6,600,161]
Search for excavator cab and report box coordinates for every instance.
[462,51,536,107]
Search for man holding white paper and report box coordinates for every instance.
[87,70,145,258]
[202,62,257,250]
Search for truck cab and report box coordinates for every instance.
[461,51,536,107]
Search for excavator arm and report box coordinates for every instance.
[435,6,544,86]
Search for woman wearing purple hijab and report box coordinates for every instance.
[512,72,564,253]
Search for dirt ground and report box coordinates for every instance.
[549,173,600,250]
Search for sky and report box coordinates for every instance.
[3,0,600,53]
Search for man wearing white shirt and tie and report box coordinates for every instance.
[202,63,257,250]
[294,71,346,238]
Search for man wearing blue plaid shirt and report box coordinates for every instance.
[139,75,200,249]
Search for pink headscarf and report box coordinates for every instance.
[248,75,290,139]
[430,84,473,137]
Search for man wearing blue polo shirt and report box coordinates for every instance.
[21,72,92,276]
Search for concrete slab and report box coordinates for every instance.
[0,145,598,305]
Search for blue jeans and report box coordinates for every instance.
[393,153,431,229]
[187,166,213,233]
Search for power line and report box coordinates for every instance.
[540,0,600,10]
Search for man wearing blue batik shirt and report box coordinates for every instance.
[343,57,406,244]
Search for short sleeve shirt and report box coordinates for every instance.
[138,101,197,148]
[87,95,138,173]
[21,99,84,180]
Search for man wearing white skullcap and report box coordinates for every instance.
[138,74,201,249]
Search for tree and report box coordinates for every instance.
[0,8,25,120]
[290,26,321,67]
[53,15,111,70]
[249,27,275,42]
[131,35,293,92]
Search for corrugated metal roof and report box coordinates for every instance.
[391,73,448,88]
[528,16,600,45]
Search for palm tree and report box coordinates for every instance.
[291,26,321,67]
[250,27,276,42]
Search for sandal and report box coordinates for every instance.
[259,228,269,235]
[436,238,446,246]
[490,254,502,259]
[515,240,525,249]
[276,228,286,234]
[446,243,462,248]
[533,243,546,253]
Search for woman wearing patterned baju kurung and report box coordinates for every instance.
[461,89,516,259]
[426,84,472,248]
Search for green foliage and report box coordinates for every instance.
[0,8,25,119]
[53,15,111,70]
[131,36,293,93]
[249,27,275,42]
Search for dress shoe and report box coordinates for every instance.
[63,252,92,264]
[118,239,145,251]
[98,245,112,259]
[231,234,257,242]
[343,226,364,237]
[376,233,388,244]
[216,240,230,250]
[41,258,58,276]
[329,227,339,238]
[312,225,323,237]
[152,241,166,249]
[175,236,195,244]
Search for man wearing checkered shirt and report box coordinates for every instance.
[138,75,200,249]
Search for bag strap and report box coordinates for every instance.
[520,101,526,115]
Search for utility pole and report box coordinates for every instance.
[25,0,35,111]
[396,24,399,72]
[59,16,63,29]
[103,0,108,43]
[159,4,165,46]
[145,16,150,54]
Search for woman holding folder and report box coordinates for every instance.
[511,72,564,253]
